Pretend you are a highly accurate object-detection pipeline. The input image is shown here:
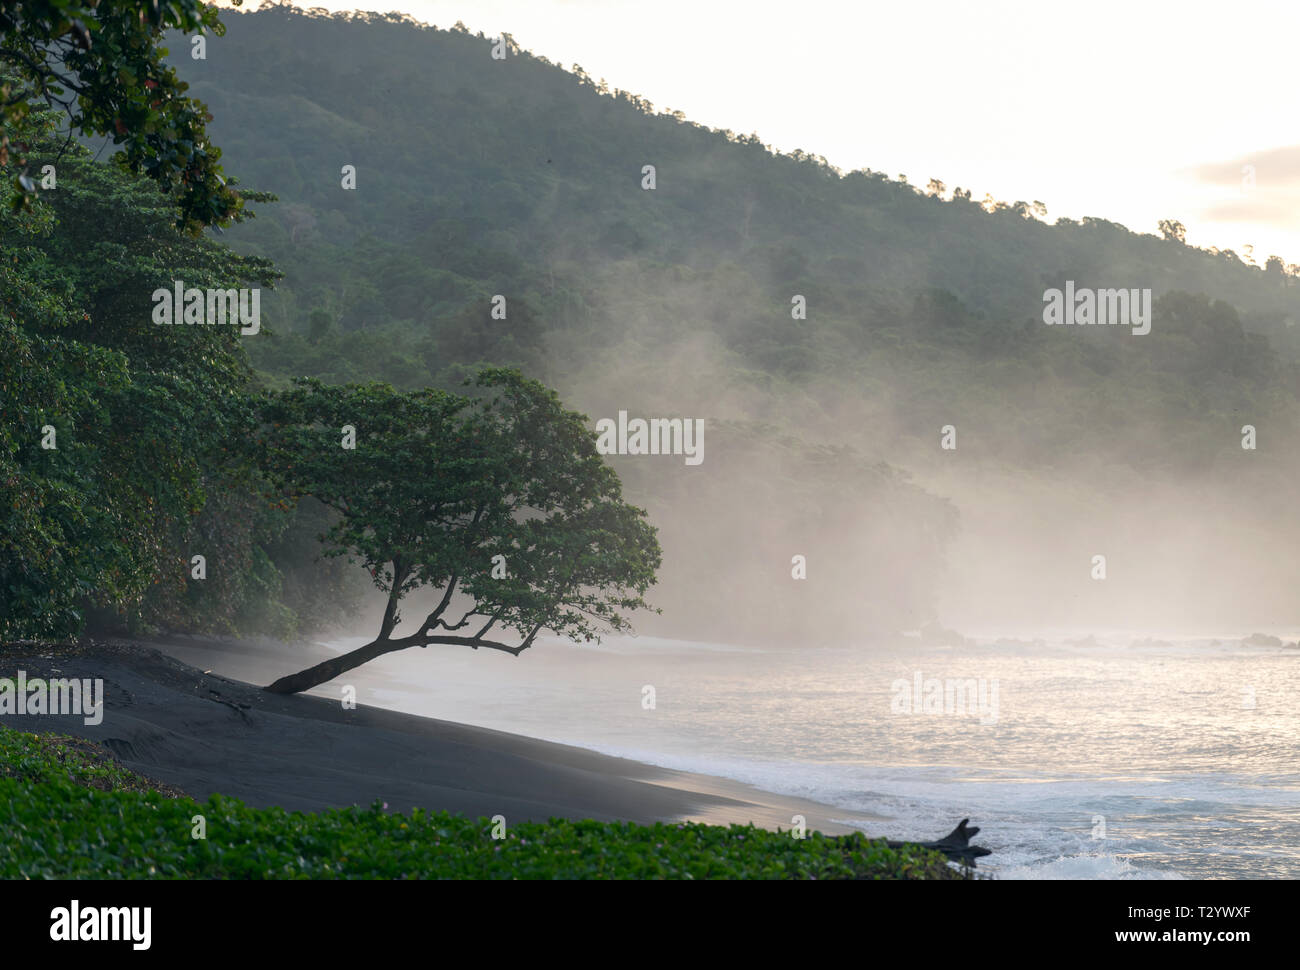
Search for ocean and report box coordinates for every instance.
[314,632,1300,879]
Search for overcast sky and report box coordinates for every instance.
[239,0,1300,264]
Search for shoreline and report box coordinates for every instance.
[0,637,885,836]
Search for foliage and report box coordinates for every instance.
[0,0,250,233]
[0,724,174,794]
[0,98,355,640]
[0,726,965,879]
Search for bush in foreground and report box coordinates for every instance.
[0,727,966,879]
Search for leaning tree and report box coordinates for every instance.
[256,368,662,694]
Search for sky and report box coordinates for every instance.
[230,0,1299,264]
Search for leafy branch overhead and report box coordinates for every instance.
[0,0,254,233]
[256,369,662,694]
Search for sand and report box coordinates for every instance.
[0,637,883,835]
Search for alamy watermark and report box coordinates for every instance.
[890,671,999,724]
[1043,282,1151,335]
[50,900,150,950]
[151,280,261,335]
[595,410,704,465]
[0,671,104,725]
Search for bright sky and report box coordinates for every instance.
[233,0,1300,264]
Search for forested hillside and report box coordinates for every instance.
[183,6,1300,375]
[160,4,1300,637]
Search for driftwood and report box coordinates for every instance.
[885,818,991,867]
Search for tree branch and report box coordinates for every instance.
[413,634,532,656]
[377,557,407,641]
[421,572,459,631]
[473,606,506,639]
[517,620,546,652]
[436,607,476,632]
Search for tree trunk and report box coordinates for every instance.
[264,637,407,694]
[883,818,991,867]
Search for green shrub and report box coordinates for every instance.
[0,727,966,879]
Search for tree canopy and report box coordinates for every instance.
[0,0,248,232]
[256,369,662,693]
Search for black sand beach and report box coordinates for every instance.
[0,638,882,835]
